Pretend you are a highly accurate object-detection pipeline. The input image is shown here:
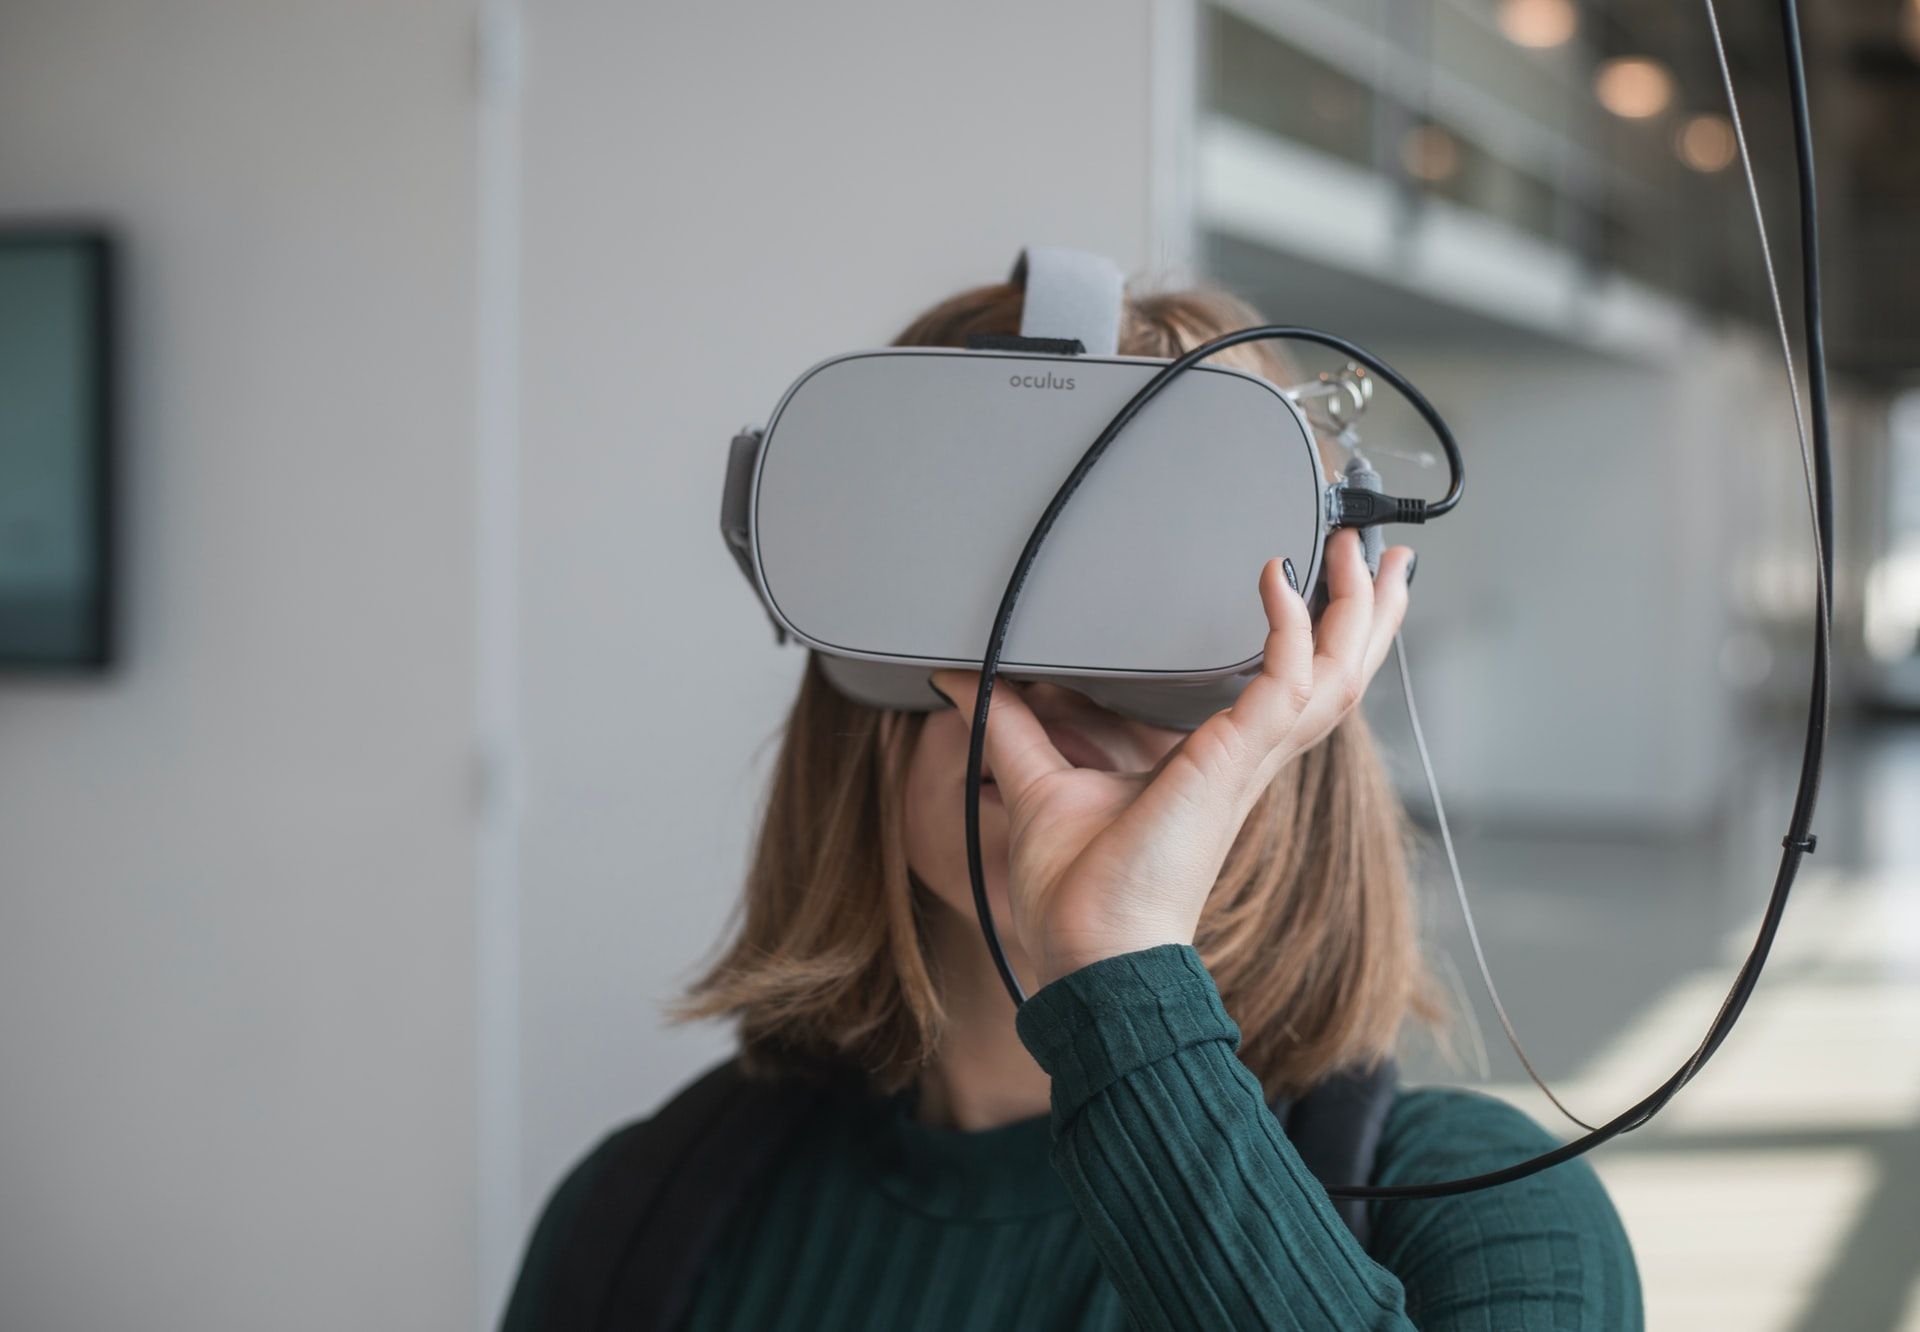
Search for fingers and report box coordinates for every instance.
[1228,556,1314,749]
[1221,533,1415,781]
[1258,557,1314,689]
[929,668,1069,803]
[929,536,1418,810]
[1309,530,1376,699]
[1362,545,1415,678]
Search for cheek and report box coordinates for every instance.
[903,710,1005,916]
[902,724,944,857]
[903,711,965,868]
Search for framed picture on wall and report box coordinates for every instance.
[0,227,114,670]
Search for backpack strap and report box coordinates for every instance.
[506,1054,1399,1331]
[604,1062,825,1328]
[508,1058,823,1332]
[1279,1057,1400,1250]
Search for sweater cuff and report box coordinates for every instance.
[1015,944,1240,1127]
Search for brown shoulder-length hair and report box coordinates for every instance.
[678,279,1441,1100]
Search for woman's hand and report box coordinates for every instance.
[930,531,1413,989]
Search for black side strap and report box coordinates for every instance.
[1282,1058,1399,1249]
[544,1060,822,1332]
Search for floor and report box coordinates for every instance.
[1398,714,1920,1330]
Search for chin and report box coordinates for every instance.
[917,853,1012,928]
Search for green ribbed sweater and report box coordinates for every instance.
[520,945,1641,1330]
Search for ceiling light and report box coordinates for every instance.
[1676,113,1737,171]
[1497,0,1579,49]
[1595,56,1674,119]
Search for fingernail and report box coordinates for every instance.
[1405,552,1419,588]
[927,678,955,708]
[1281,558,1299,594]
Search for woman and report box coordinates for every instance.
[504,281,1642,1330]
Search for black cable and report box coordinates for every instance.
[960,0,1832,1199]
[1781,0,1835,601]
[1591,0,1834,1148]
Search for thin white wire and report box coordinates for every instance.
[1703,0,1824,598]
[1352,0,1825,1154]
[1393,633,1598,1131]
[1431,943,1496,1081]
[1404,3,1831,1138]
[1637,0,1835,1126]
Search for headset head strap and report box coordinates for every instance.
[1009,246,1125,357]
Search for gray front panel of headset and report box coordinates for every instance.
[753,349,1326,680]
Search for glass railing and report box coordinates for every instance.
[1200,2,1775,326]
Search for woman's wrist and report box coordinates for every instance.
[1016,944,1239,1123]
[1040,928,1195,989]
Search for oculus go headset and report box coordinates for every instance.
[719,246,1459,730]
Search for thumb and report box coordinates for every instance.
[929,670,1069,804]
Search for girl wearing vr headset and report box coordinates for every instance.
[506,283,1641,1330]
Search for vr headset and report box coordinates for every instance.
[718,246,1435,729]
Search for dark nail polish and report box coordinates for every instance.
[927,679,955,708]
[1282,558,1299,594]
[1405,553,1419,588]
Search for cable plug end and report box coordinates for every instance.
[1330,486,1429,529]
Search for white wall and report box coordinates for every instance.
[0,4,480,1330]
[509,0,1164,1299]
[1362,336,1785,832]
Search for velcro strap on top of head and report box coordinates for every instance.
[1009,246,1125,357]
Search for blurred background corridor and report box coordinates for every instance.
[1,1,1917,1328]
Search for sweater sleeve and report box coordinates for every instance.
[1014,944,1641,1331]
